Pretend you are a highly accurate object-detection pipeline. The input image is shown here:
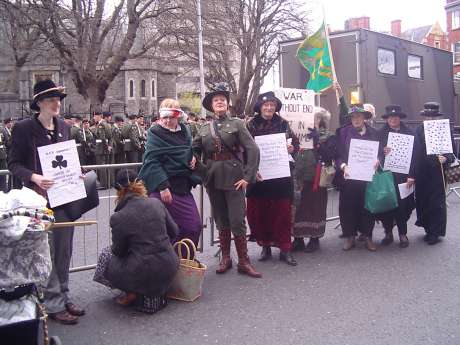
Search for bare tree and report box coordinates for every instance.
[172,0,309,116]
[3,0,179,110]
[0,2,45,93]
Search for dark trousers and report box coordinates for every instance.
[380,208,408,235]
[43,208,75,313]
[0,159,7,192]
[339,180,375,238]
[113,151,126,178]
[95,154,110,188]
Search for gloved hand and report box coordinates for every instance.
[307,127,320,147]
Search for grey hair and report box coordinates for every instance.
[313,107,331,129]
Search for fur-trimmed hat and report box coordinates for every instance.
[382,105,407,119]
[202,82,230,113]
[30,79,66,112]
[420,102,443,117]
[253,91,282,114]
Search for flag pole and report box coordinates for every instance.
[322,6,339,105]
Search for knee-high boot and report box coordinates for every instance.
[216,230,232,274]
[234,235,262,278]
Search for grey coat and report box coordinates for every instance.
[106,193,179,296]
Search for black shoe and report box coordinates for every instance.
[426,235,441,245]
[380,233,394,246]
[291,238,306,252]
[399,235,409,248]
[304,238,320,253]
[258,246,272,261]
[279,251,297,266]
[358,233,366,242]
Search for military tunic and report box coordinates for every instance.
[70,125,87,166]
[193,114,260,236]
[0,129,7,192]
[94,120,113,188]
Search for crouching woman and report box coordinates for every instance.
[94,169,179,313]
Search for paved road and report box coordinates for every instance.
[48,189,460,345]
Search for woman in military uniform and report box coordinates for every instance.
[193,83,262,278]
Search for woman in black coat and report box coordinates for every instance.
[8,79,84,325]
[413,102,455,245]
[377,105,415,248]
[94,169,179,311]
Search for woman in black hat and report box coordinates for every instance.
[93,169,179,313]
[377,105,415,248]
[8,79,85,324]
[193,83,262,278]
[246,91,299,266]
[413,102,455,245]
[335,104,379,251]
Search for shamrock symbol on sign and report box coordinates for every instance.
[52,155,67,169]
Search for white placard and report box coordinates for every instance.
[423,119,453,155]
[383,132,414,175]
[347,139,380,182]
[37,140,86,208]
[398,182,415,199]
[275,88,315,149]
[255,133,291,181]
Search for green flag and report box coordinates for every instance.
[296,22,333,92]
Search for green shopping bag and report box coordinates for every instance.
[364,170,398,214]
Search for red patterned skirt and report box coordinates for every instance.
[247,197,292,252]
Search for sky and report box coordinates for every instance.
[316,0,446,32]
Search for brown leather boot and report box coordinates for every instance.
[216,230,232,274]
[234,235,262,278]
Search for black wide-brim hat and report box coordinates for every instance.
[348,104,372,119]
[382,104,407,119]
[253,91,282,114]
[30,79,66,112]
[202,83,230,113]
[420,101,443,117]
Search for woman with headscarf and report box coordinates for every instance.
[377,105,415,248]
[139,98,202,247]
[8,79,84,324]
[193,83,262,278]
[335,104,379,251]
[93,169,179,313]
[413,102,455,245]
[292,107,335,253]
[246,91,299,266]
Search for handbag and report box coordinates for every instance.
[59,169,99,221]
[167,239,207,302]
[319,164,336,188]
[364,170,398,214]
[445,156,460,184]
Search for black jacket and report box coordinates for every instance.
[106,193,179,296]
[8,115,70,190]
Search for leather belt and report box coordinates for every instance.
[95,139,102,143]
[211,152,233,161]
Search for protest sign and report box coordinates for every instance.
[275,88,315,149]
[347,139,379,182]
[255,133,290,180]
[424,119,453,155]
[38,140,86,208]
[383,132,414,175]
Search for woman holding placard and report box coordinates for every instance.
[8,79,84,324]
[413,102,455,245]
[246,91,299,266]
[377,105,415,248]
[335,104,379,252]
[292,107,335,253]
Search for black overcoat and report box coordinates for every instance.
[106,193,179,296]
[7,114,70,189]
[413,124,455,236]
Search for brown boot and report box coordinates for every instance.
[216,230,233,274]
[342,236,356,251]
[234,235,262,278]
